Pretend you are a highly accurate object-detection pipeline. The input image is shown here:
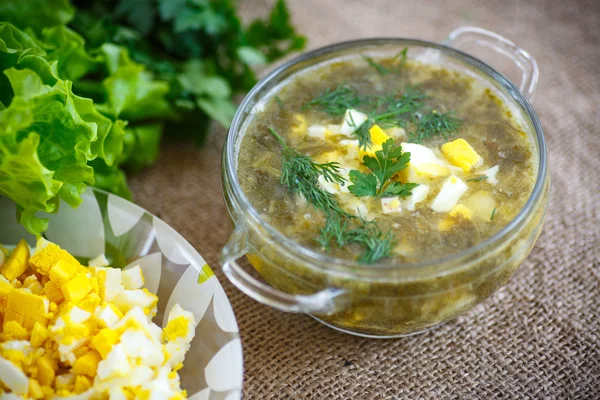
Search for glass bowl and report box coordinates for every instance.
[220,26,550,338]
[0,187,244,398]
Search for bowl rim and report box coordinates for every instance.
[224,37,548,272]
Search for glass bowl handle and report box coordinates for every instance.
[444,26,539,100]
[220,227,348,314]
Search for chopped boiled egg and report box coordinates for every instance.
[339,139,360,161]
[380,197,403,214]
[465,190,497,220]
[307,124,328,140]
[340,109,368,136]
[368,125,390,146]
[0,239,195,399]
[384,126,407,141]
[122,265,144,290]
[88,254,109,268]
[402,184,430,211]
[327,124,342,135]
[431,175,468,212]
[400,143,451,182]
[441,138,483,172]
[437,204,473,231]
[481,165,499,184]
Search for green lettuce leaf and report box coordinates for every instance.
[100,44,173,121]
[0,64,126,234]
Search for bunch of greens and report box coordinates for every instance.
[0,0,304,235]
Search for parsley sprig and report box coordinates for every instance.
[348,139,418,198]
[268,128,395,263]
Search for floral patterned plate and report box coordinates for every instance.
[0,188,243,400]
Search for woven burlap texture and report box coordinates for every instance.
[129,0,600,398]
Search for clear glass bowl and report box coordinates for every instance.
[220,27,550,338]
[0,188,243,397]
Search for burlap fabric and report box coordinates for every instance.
[129,0,600,398]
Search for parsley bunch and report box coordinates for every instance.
[69,0,306,144]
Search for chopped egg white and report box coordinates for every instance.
[402,184,430,211]
[327,124,342,135]
[122,265,145,289]
[401,143,451,182]
[307,124,328,139]
[431,175,468,212]
[0,356,29,394]
[340,109,368,136]
[88,253,109,267]
[384,126,407,141]
[482,165,499,184]
[381,197,403,214]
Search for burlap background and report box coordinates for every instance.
[129,0,600,398]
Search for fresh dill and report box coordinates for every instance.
[348,139,418,198]
[268,128,345,214]
[304,84,442,147]
[302,85,362,116]
[412,110,462,142]
[362,54,391,75]
[317,213,394,264]
[490,207,498,221]
[268,127,395,263]
[361,48,409,75]
[466,175,488,182]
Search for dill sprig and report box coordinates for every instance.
[268,128,345,214]
[361,48,409,75]
[303,82,464,145]
[412,110,462,142]
[317,213,394,264]
[302,85,362,116]
[268,127,395,263]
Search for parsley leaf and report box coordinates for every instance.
[347,170,378,197]
[349,139,416,198]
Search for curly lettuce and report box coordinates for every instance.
[0,22,166,234]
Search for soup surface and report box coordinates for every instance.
[238,53,535,263]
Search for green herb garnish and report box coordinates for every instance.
[268,128,345,214]
[302,85,363,117]
[466,175,488,182]
[317,213,394,264]
[412,110,462,142]
[490,207,498,221]
[362,54,391,75]
[348,139,418,198]
[304,84,438,148]
[361,48,408,75]
[268,128,394,263]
